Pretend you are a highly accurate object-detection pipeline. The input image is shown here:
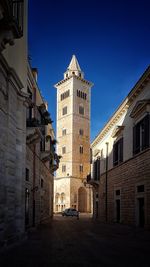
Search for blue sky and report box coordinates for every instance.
[28,0,150,141]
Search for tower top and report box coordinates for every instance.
[64,55,84,79]
[68,55,81,71]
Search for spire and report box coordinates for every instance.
[64,55,84,79]
[68,55,81,71]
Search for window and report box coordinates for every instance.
[113,138,123,166]
[79,105,84,115]
[79,129,84,135]
[62,129,67,136]
[41,178,44,188]
[62,165,66,172]
[62,106,67,115]
[79,164,83,172]
[116,190,120,196]
[93,157,100,181]
[133,114,150,155]
[61,193,65,204]
[62,146,66,154]
[60,90,70,101]
[26,168,29,181]
[80,145,83,154]
[137,185,145,193]
[77,90,87,100]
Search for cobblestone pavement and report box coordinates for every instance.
[0,213,150,267]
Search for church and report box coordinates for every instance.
[54,55,93,213]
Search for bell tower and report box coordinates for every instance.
[54,55,93,212]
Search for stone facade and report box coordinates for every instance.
[0,0,27,247]
[89,66,150,228]
[0,0,57,248]
[54,55,93,213]
[25,64,57,228]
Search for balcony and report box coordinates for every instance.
[0,0,24,50]
[86,173,99,188]
[26,127,43,145]
[38,104,53,125]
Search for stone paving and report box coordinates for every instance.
[0,213,150,267]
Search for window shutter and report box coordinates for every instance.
[97,158,100,180]
[113,143,115,166]
[119,138,123,162]
[143,114,150,149]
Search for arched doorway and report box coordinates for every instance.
[78,187,87,212]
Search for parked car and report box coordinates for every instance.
[62,208,79,218]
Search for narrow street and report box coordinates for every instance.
[0,214,150,267]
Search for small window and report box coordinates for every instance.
[93,157,100,181]
[66,74,68,78]
[62,129,67,136]
[116,190,120,196]
[113,138,123,166]
[133,114,150,155]
[62,106,67,115]
[72,72,75,75]
[79,164,83,172]
[80,145,83,154]
[41,178,44,188]
[79,105,84,115]
[137,185,145,193]
[26,168,29,181]
[62,146,66,154]
[79,129,84,135]
[62,165,66,172]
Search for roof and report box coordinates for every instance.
[67,55,81,71]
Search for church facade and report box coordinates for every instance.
[54,55,93,213]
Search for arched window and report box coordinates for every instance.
[55,193,60,204]
[61,193,65,204]
[79,105,84,115]
[80,145,83,154]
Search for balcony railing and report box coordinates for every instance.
[86,173,99,187]
[1,0,24,36]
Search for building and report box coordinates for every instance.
[0,0,28,247]
[88,66,150,228]
[25,64,59,229]
[0,0,58,248]
[54,55,93,213]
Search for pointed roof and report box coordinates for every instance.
[67,55,81,71]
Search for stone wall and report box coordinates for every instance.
[98,149,150,228]
[26,145,53,228]
[0,56,26,247]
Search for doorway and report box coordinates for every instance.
[116,199,120,223]
[138,197,145,227]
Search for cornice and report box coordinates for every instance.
[91,65,150,148]
[54,75,93,88]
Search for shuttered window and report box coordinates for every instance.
[113,138,123,166]
[133,114,150,155]
[93,157,100,181]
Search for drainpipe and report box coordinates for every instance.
[32,87,36,226]
[32,144,36,226]
[105,142,109,222]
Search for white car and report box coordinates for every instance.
[62,208,79,218]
